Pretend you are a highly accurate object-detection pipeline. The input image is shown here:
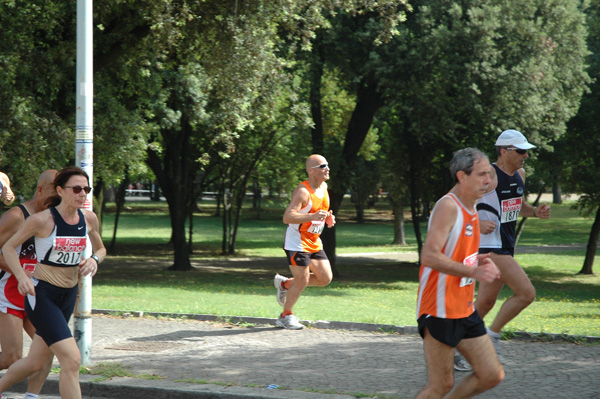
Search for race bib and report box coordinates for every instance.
[460,252,478,287]
[501,197,522,223]
[307,220,325,235]
[48,236,87,265]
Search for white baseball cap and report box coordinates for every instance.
[495,129,536,150]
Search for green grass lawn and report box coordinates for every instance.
[96,199,600,337]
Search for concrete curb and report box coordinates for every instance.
[12,374,359,399]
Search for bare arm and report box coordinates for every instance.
[2,212,52,296]
[282,185,329,225]
[80,210,107,277]
[421,198,499,283]
[517,168,551,219]
[0,207,25,272]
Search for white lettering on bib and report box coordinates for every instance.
[48,236,87,265]
[501,197,522,223]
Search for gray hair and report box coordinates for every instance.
[449,148,488,182]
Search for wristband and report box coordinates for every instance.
[90,254,100,265]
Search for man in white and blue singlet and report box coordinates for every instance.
[454,130,551,372]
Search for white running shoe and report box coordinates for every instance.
[273,274,288,307]
[454,352,472,372]
[276,314,303,330]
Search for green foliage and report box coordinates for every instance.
[0,0,595,272]
[563,1,600,215]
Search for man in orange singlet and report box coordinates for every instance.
[416,148,504,399]
[273,154,335,330]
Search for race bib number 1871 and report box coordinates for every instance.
[501,197,522,223]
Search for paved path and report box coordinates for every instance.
[4,246,598,398]
[5,314,599,399]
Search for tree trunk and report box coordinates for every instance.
[253,178,262,219]
[214,190,221,217]
[221,184,230,255]
[354,203,365,223]
[146,120,196,271]
[408,161,423,259]
[579,206,600,275]
[93,179,105,234]
[552,182,562,204]
[228,183,248,255]
[320,76,384,272]
[309,39,325,155]
[392,200,406,246]
[109,173,129,252]
[151,180,161,201]
[188,204,194,254]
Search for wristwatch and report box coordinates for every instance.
[90,254,100,265]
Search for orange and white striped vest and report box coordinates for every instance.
[417,193,480,319]
[283,181,330,254]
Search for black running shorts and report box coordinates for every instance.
[418,311,486,347]
[284,249,328,267]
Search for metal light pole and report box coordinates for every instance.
[74,0,94,366]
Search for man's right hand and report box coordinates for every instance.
[473,254,500,283]
[312,210,329,221]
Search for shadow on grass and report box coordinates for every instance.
[95,256,421,295]
[97,252,596,303]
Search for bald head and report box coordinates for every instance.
[31,169,59,211]
[38,169,58,186]
[306,154,327,170]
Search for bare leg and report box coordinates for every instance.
[0,312,24,369]
[448,335,504,398]
[416,328,455,399]
[482,253,535,333]
[50,337,82,399]
[474,277,504,320]
[283,259,332,314]
[23,318,53,395]
[0,335,52,393]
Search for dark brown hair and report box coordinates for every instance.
[45,166,90,208]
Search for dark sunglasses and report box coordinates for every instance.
[309,163,329,169]
[506,148,527,155]
[64,185,92,194]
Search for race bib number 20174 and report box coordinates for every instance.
[501,197,522,223]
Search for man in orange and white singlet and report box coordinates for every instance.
[416,148,504,399]
[274,154,335,330]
